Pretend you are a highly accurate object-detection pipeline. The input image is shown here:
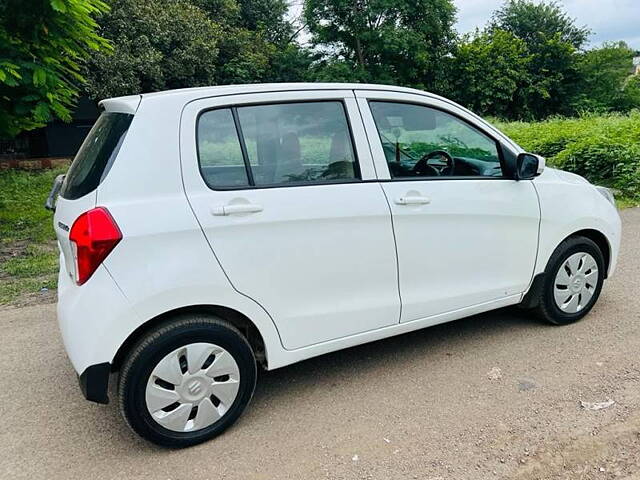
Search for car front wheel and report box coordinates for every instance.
[118,315,257,447]
[534,236,606,325]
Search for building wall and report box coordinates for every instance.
[0,96,99,163]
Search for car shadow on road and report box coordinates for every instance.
[251,306,543,406]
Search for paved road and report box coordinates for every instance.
[2,209,640,480]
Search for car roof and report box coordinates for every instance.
[141,82,436,99]
[99,83,446,114]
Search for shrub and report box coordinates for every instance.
[493,111,640,199]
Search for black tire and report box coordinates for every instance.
[533,236,605,325]
[118,314,257,448]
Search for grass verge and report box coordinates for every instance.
[0,168,66,306]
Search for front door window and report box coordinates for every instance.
[369,101,503,179]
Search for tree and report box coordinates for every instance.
[572,42,639,112]
[0,0,110,138]
[489,0,589,49]
[85,0,299,99]
[193,0,293,44]
[193,0,297,83]
[622,75,640,111]
[236,0,293,45]
[84,0,222,100]
[304,0,457,90]
[488,0,590,119]
[448,30,531,118]
[262,44,315,83]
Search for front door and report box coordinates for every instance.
[181,91,400,349]
[357,91,540,323]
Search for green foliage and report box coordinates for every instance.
[0,0,111,138]
[235,0,292,44]
[449,30,531,118]
[447,1,639,119]
[84,0,222,99]
[3,0,639,135]
[192,0,294,44]
[623,76,640,109]
[304,0,457,90]
[263,44,314,83]
[572,42,639,113]
[194,0,296,82]
[215,27,274,85]
[493,111,640,198]
[189,0,240,24]
[84,0,297,98]
[485,0,590,119]
[489,0,589,49]
[307,57,365,83]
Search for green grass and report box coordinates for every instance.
[0,168,66,305]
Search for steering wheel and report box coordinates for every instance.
[412,150,455,176]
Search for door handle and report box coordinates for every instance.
[211,204,264,216]
[394,195,431,206]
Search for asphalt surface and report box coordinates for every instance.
[1,208,640,480]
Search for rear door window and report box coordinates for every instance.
[237,102,358,186]
[196,101,359,189]
[60,112,133,200]
[197,108,249,189]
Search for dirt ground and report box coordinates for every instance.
[1,208,639,480]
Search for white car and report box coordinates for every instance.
[50,83,621,447]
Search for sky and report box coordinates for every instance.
[453,0,640,49]
[290,0,640,50]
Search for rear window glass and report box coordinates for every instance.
[197,108,249,188]
[196,101,358,189]
[60,112,133,200]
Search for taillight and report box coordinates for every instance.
[69,207,122,285]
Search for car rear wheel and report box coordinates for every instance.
[534,236,605,325]
[118,315,256,447]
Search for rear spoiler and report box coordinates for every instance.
[98,94,142,115]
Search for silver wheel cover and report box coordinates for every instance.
[145,343,240,433]
[553,252,599,314]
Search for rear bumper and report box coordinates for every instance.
[57,258,139,394]
[79,363,111,404]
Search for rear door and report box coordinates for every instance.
[181,90,400,350]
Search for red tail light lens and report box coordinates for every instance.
[69,207,122,285]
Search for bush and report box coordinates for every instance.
[493,111,640,199]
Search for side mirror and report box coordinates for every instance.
[516,153,545,180]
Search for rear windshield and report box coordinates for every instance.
[60,112,133,200]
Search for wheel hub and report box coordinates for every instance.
[178,375,210,402]
[570,275,584,293]
[145,342,241,432]
[553,252,599,314]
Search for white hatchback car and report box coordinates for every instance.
[50,83,620,447]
